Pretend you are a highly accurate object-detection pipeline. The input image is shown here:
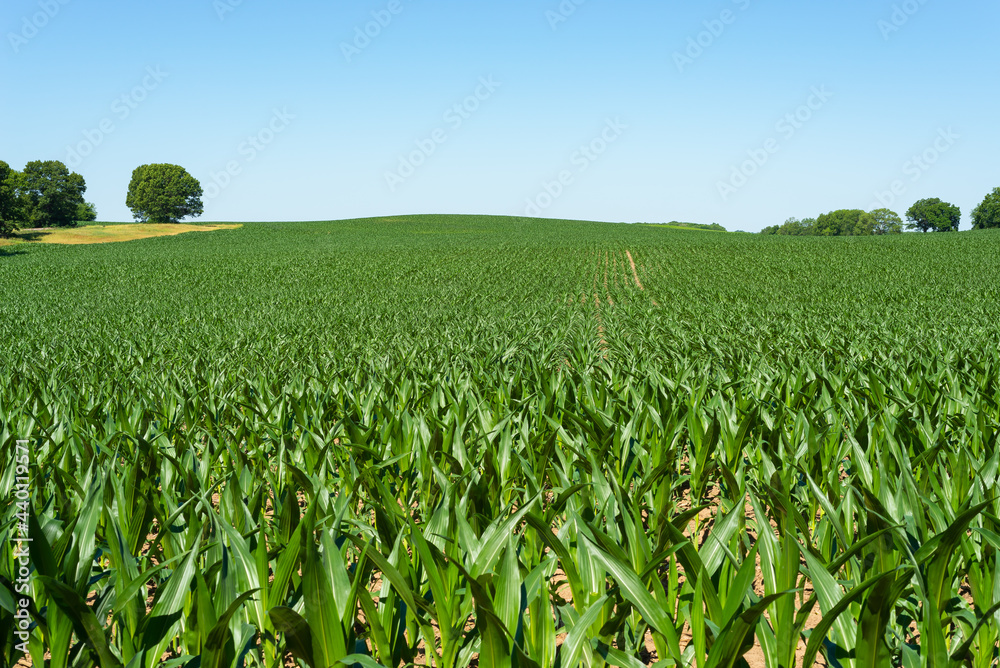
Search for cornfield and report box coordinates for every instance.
[2,215,1000,667]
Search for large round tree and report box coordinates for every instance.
[126,164,204,224]
[905,198,960,232]
[19,160,87,228]
[971,187,1000,230]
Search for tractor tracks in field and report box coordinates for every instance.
[561,248,659,368]
[626,249,659,306]
[626,250,644,290]
[588,248,659,355]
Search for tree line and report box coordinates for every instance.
[0,160,204,238]
[0,160,96,237]
[642,221,728,232]
[761,189,1000,236]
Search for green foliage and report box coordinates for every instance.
[75,201,97,223]
[2,215,1000,666]
[760,216,816,236]
[906,197,961,232]
[764,210,905,236]
[0,160,24,237]
[126,163,204,224]
[868,208,903,234]
[17,160,87,228]
[815,209,869,236]
[971,187,1000,230]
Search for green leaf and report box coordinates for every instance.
[301,500,349,666]
[719,541,759,628]
[596,642,648,668]
[138,534,202,668]
[109,555,186,617]
[706,591,794,668]
[477,599,513,668]
[561,593,608,668]
[801,567,912,668]
[269,606,315,667]
[336,654,388,668]
[36,576,124,668]
[202,589,260,668]
[585,535,677,642]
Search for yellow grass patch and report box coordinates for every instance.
[0,223,241,247]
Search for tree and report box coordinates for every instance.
[18,160,87,228]
[76,201,98,223]
[126,164,204,224]
[798,217,817,235]
[971,187,1000,230]
[763,211,904,237]
[776,217,801,235]
[762,217,818,235]
[0,160,24,238]
[779,217,808,235]
[855,213,876,236]
[905,198,960,232]
[867,208,903,235]
[815,209,869,236]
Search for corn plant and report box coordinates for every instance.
[2,216,1000,666]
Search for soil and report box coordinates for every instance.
[626,250,645,290]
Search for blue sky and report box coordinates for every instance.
[1,0,996,231]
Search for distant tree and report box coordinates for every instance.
[126,164,204,224]
[868,208,903,235]
[815,209,869,236]
[906,198,960,232]
[18,160,87,228]
[763,211,904,237]
[971,187,1000,230]
[798,217,817,235]
[778,217,806,235]
[856,212,877,236]
[0,160,24,238]
[762,217,817,235]
[76,201,98,223]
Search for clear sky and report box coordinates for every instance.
[1,0,996,231]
